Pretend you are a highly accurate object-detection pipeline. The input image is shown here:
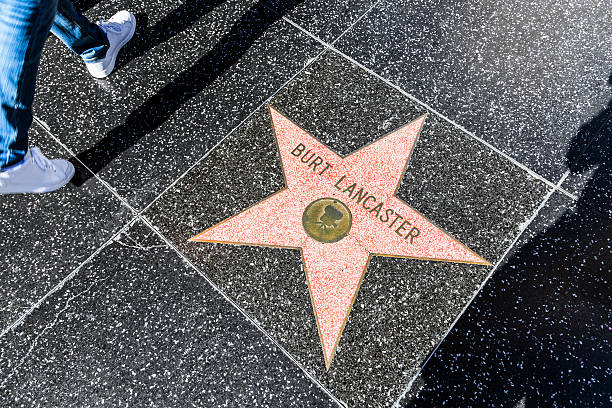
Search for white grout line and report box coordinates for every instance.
[281,16,579,202]
[0,217,138,339]
[139,215,348,407]
[390,170,570,408]
[327,0,385,45]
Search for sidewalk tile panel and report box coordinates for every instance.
[144,52,550,407]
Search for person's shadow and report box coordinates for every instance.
[403,75,611,407]
[72,0,102,12]
[113,0,231,73]
[69,0,304,186]
[75,0,228,71]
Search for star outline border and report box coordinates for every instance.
[190,104,493,368]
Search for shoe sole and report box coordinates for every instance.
[90,12,136,79]
[0,162,75,194]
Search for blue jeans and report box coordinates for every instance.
[0,0,109,169]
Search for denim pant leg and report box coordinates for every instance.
[51,0,109,62]
[0,0,59,170]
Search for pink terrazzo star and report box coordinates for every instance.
[191,106,491,368]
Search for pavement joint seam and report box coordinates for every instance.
[281,15,579,202]
[390,170,570,407]
[0,216,139,339]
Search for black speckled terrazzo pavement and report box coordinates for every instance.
[1,0,610,407]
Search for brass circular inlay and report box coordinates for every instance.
[302,198,352,243]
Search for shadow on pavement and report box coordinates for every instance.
[403,76,611,407]
[113,0,228,72]
[72,0,102,12]
[70,0,304,186]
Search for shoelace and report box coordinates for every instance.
[30,148,56,172]
[98,20,121,33]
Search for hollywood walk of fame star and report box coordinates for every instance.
[190,106,491,368]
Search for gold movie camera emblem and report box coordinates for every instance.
[302,198,353,243]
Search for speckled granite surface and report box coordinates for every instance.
[0,130,133,334]
[335,0,612,183]
[563,114,611,218]
[1,0,609,407]
[144,52,552,406]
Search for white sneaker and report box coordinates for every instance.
[86,10,136,79]
[0,147,75,194]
